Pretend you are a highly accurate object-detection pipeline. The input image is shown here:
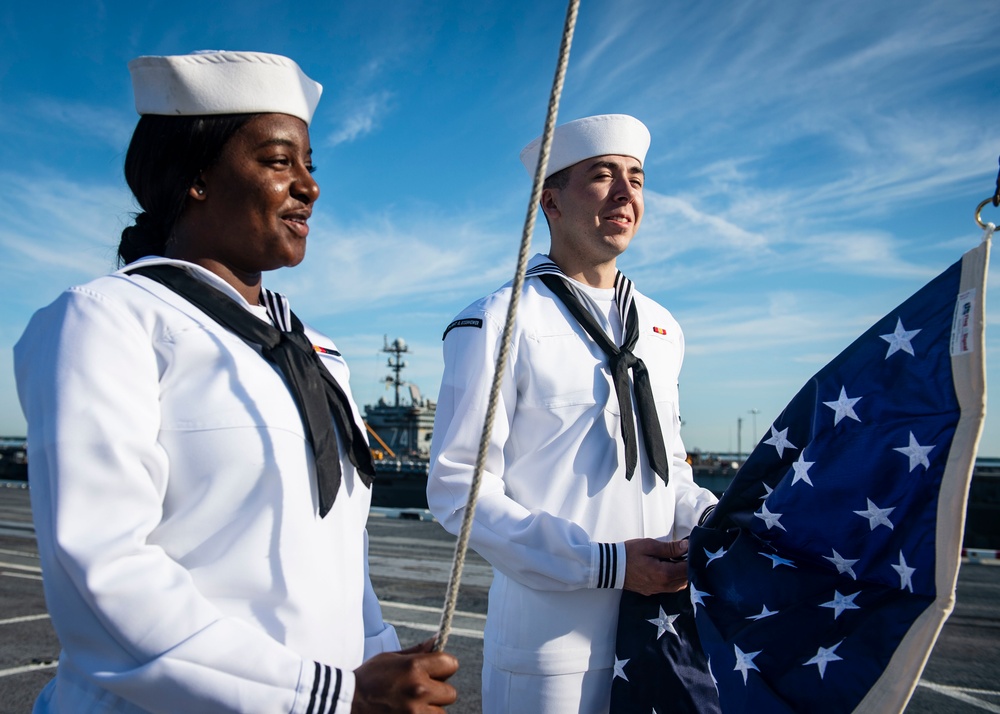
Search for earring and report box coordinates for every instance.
[196,188,205,195]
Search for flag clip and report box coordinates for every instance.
[974,155,1000,232]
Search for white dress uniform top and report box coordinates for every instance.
[427,253,717,709]
[15,257,399,714]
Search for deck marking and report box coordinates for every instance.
[372,536,457,550]
[0,613,49,626]
[390,620,484,640]
[0,661,58,679]
[0,548,38,558]
[0,560,41,572]
[918,681,1000,713]
[381,601,486,619]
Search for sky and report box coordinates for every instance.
[1,0,999,458]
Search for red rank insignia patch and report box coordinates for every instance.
[653,326,667,335]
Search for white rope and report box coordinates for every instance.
[433,0,582,652]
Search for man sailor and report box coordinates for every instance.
[427,114,718,712]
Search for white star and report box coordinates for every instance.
[733,644,762,684]
[880,317,921,358]
[854,498,895,530]
[820,590,861,619]
[746,605,778,621]
[892,551,916,593]
[759,483,774,501]
[754,503,787,531]
[705,547,727,564]
[824,549,859,580]
[893,431,935,472]
[690,585,711,611]
[647,606,680,639]
[613,655,630,682]
[790,452,815,487]
[764,426,797,459]
[759,552,797,569]
[823,386,862,426]
[804,640,844,679]
[708,658,718,692]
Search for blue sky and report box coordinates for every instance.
[2,0,999,457]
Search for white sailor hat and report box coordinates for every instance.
[520,114,651,179]
[128,50,323,126]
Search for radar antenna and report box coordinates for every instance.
[382,336,410,407]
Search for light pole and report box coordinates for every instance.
[748,408,760,445]
[736,416,743,463]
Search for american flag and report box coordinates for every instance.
[611,238,989,713]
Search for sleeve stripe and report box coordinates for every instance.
[596,542,620,589]
[306,662,343,714]
[318,664,332,713]
[306,662,322,714]
[330,669,343,713]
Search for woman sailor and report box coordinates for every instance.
[14,50,457,714]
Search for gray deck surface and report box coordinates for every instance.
[1,483,998,713]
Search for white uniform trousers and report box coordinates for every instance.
[482,663,612,714]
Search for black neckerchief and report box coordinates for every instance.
[527,260,670,484]
[129,263,375,517]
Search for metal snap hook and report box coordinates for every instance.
[976,156,1000,230]
[975,197,997,230]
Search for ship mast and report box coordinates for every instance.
[382,336,410,407]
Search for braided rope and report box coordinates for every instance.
[433,0,581,652]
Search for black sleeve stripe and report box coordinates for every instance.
[306,663,341,714]
[597,542,619,589]
[330,668,343,713]
[306,662,322,714]
[306,664,344,714]
[318,664,332,713]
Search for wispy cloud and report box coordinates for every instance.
[1,0,997,451]
[673,280,886,358]
[0,172,127,284]
[784,231,934,280]
[640,192,771,253]
[326,91,394,147]
[22,98,134,149]
[269,207,518,318]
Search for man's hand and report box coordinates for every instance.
[353,638,459,713]
[622,538,689,596]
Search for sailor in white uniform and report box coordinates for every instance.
[427,115,717,713]
[15,51,457,714]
